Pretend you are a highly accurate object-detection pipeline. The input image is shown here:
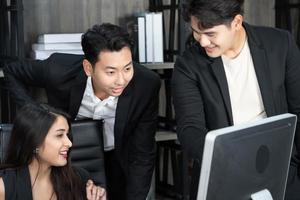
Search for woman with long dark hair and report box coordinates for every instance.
[0,103,106,200]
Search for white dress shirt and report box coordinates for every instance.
[76,77,118,151]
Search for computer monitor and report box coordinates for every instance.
[197,113,297,200]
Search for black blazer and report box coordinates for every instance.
[4,53,161,199]
[172,22,300,168]
[172,22,300,200]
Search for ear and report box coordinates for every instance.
[82,59,93,77]
[231,14,243,30]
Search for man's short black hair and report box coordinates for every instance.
[81,23,134,66]
[182,0,244,29]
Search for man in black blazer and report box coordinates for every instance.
[4,23,161,200]
[172,0,300,199]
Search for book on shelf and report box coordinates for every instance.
[137,16,146,63]
[152,12,163,62]
[133,12,164,63]
[145,13,154,63]
[32,50,84,60]
[37,33,83,43]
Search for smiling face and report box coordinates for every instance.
[83,46,134,100]
[191,15,245,58]
[37,115,72,167]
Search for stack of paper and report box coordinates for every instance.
[32,33,84,60]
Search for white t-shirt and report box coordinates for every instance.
[222,39,267,125]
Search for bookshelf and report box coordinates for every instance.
[144,62,174,70]
[145,62,175,131]
[0,0,25,59]
[275,1,300,46]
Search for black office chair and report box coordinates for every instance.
[70,120,105,186]
[0,120,106,186]
[0,124,11,163]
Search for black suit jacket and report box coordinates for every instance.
[4,53,161,199]
[172,23,300,198]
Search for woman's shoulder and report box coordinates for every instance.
[0,166,32,199]
[0,166,28,185]
[0,167,20,179]
[0,177,4,200]
[0,167,19,198]
[72,166,90,183]
[0,166,28,176]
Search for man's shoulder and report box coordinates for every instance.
[244,22,290,41]
[46,53,84,68]
[244,22,294,54]
[175,43,211,72]
[45,53,85,80]
[133,62,160,83]
[48,53,84,62]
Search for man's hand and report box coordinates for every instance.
[86,179,106,200]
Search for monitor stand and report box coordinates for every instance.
[251,189,273,200]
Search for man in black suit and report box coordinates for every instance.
[4,23,161,200]
[172,0,300,199]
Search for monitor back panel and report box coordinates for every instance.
[197,114,297,200]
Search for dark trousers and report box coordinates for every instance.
[104,150,126,200]
[189,160,201,200]
[285,164,300,200]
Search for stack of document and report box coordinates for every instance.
[31,33,84,60]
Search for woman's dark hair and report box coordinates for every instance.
[182,0,244,29]
[4,103,85,200]
[81,23,134,66]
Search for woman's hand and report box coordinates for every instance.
[86,179,106,200]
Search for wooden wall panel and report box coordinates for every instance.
[244,0,275,27]
[22,0,149,56]
[22,0,275,57]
